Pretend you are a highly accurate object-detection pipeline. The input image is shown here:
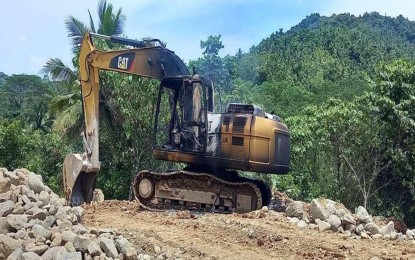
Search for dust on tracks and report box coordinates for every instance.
[82,200,415,260]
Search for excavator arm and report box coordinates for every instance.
[63,33,190,205]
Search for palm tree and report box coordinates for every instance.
[66,0,125,46]
[41,58,81,136]
[42,0,125,136]
[29,101,54,133]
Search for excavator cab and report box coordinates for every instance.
[153,75,213,154]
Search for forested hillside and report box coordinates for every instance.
[1,7,415,226]
[228,12,415,117]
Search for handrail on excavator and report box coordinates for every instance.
[89,32,164,48]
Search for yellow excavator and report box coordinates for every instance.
[63,33,290,213]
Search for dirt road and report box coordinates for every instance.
[83,200,415,260]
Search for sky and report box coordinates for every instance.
[1,0,415,76]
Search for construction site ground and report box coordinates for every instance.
[83,200,415,260]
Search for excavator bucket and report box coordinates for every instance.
[63,153,97,206]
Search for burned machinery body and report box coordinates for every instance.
[63,33,290,213]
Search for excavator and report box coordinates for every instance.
[63,32,290,213]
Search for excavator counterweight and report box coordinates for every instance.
[63,33,290,211]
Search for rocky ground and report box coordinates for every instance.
[0,168,137,260]
[1,168,415,259]
[83,200,415,260]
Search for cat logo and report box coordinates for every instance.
[109,53,135,71]
[118,57,129,70]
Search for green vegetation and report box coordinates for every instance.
[1,6,415,225]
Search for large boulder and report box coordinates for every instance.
[116,237,137,260]
[61,252,82,260]
[285,201,306,218]
[55,207,68,222]
[0,176,11,194]
[65,242,76,253]
[6,247,23,260]
[355,224,365,235]
[406,229,415,239]
[379,221,395,236]
[0,234,23,258]
[38,190,50,206]
[341,213,356,225]
[326,214,341,231]
[13,169,28,184]
[22,252,42,260]
[43,215,56,228]
[31,208,47,221]
[364,222,380,235]
[71,207,85,223]
[32,223,52,240]
[62,230,77,243]
[0,217,10,234]
[100,237,119,258]
[27,172,45,194]
[4,171,20,186]
[73,235,90,253]
[41,246,66,260]
[315,219,331,232]
[50,232,62,247]
[7,214,28,231]
[355,206,372,223]
[87,241,102,257]
[309,198,336,221]
[92,189,104,203]
[25,243,49,255]
[0,200,15,217]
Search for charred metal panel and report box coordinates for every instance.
[232,117,246,134]
[232,136,244,146]
[207,113,221,156]
[208,113,221,134]
[223,116,231,133]
[220,115,251,160]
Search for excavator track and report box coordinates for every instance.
[132,170,270,213]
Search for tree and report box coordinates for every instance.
[0,120,28,169]
[42,0,126,135]
[284,97,391,209]
[189,35,233,111]
[201,35,224,56]
[0,72,7,85]
[66,0,125,46]
[365,59,415,225]
[0,74,52,128]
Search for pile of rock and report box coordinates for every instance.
[269,191,293,212]
[0,168,138,260]
[285,197,415,241]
